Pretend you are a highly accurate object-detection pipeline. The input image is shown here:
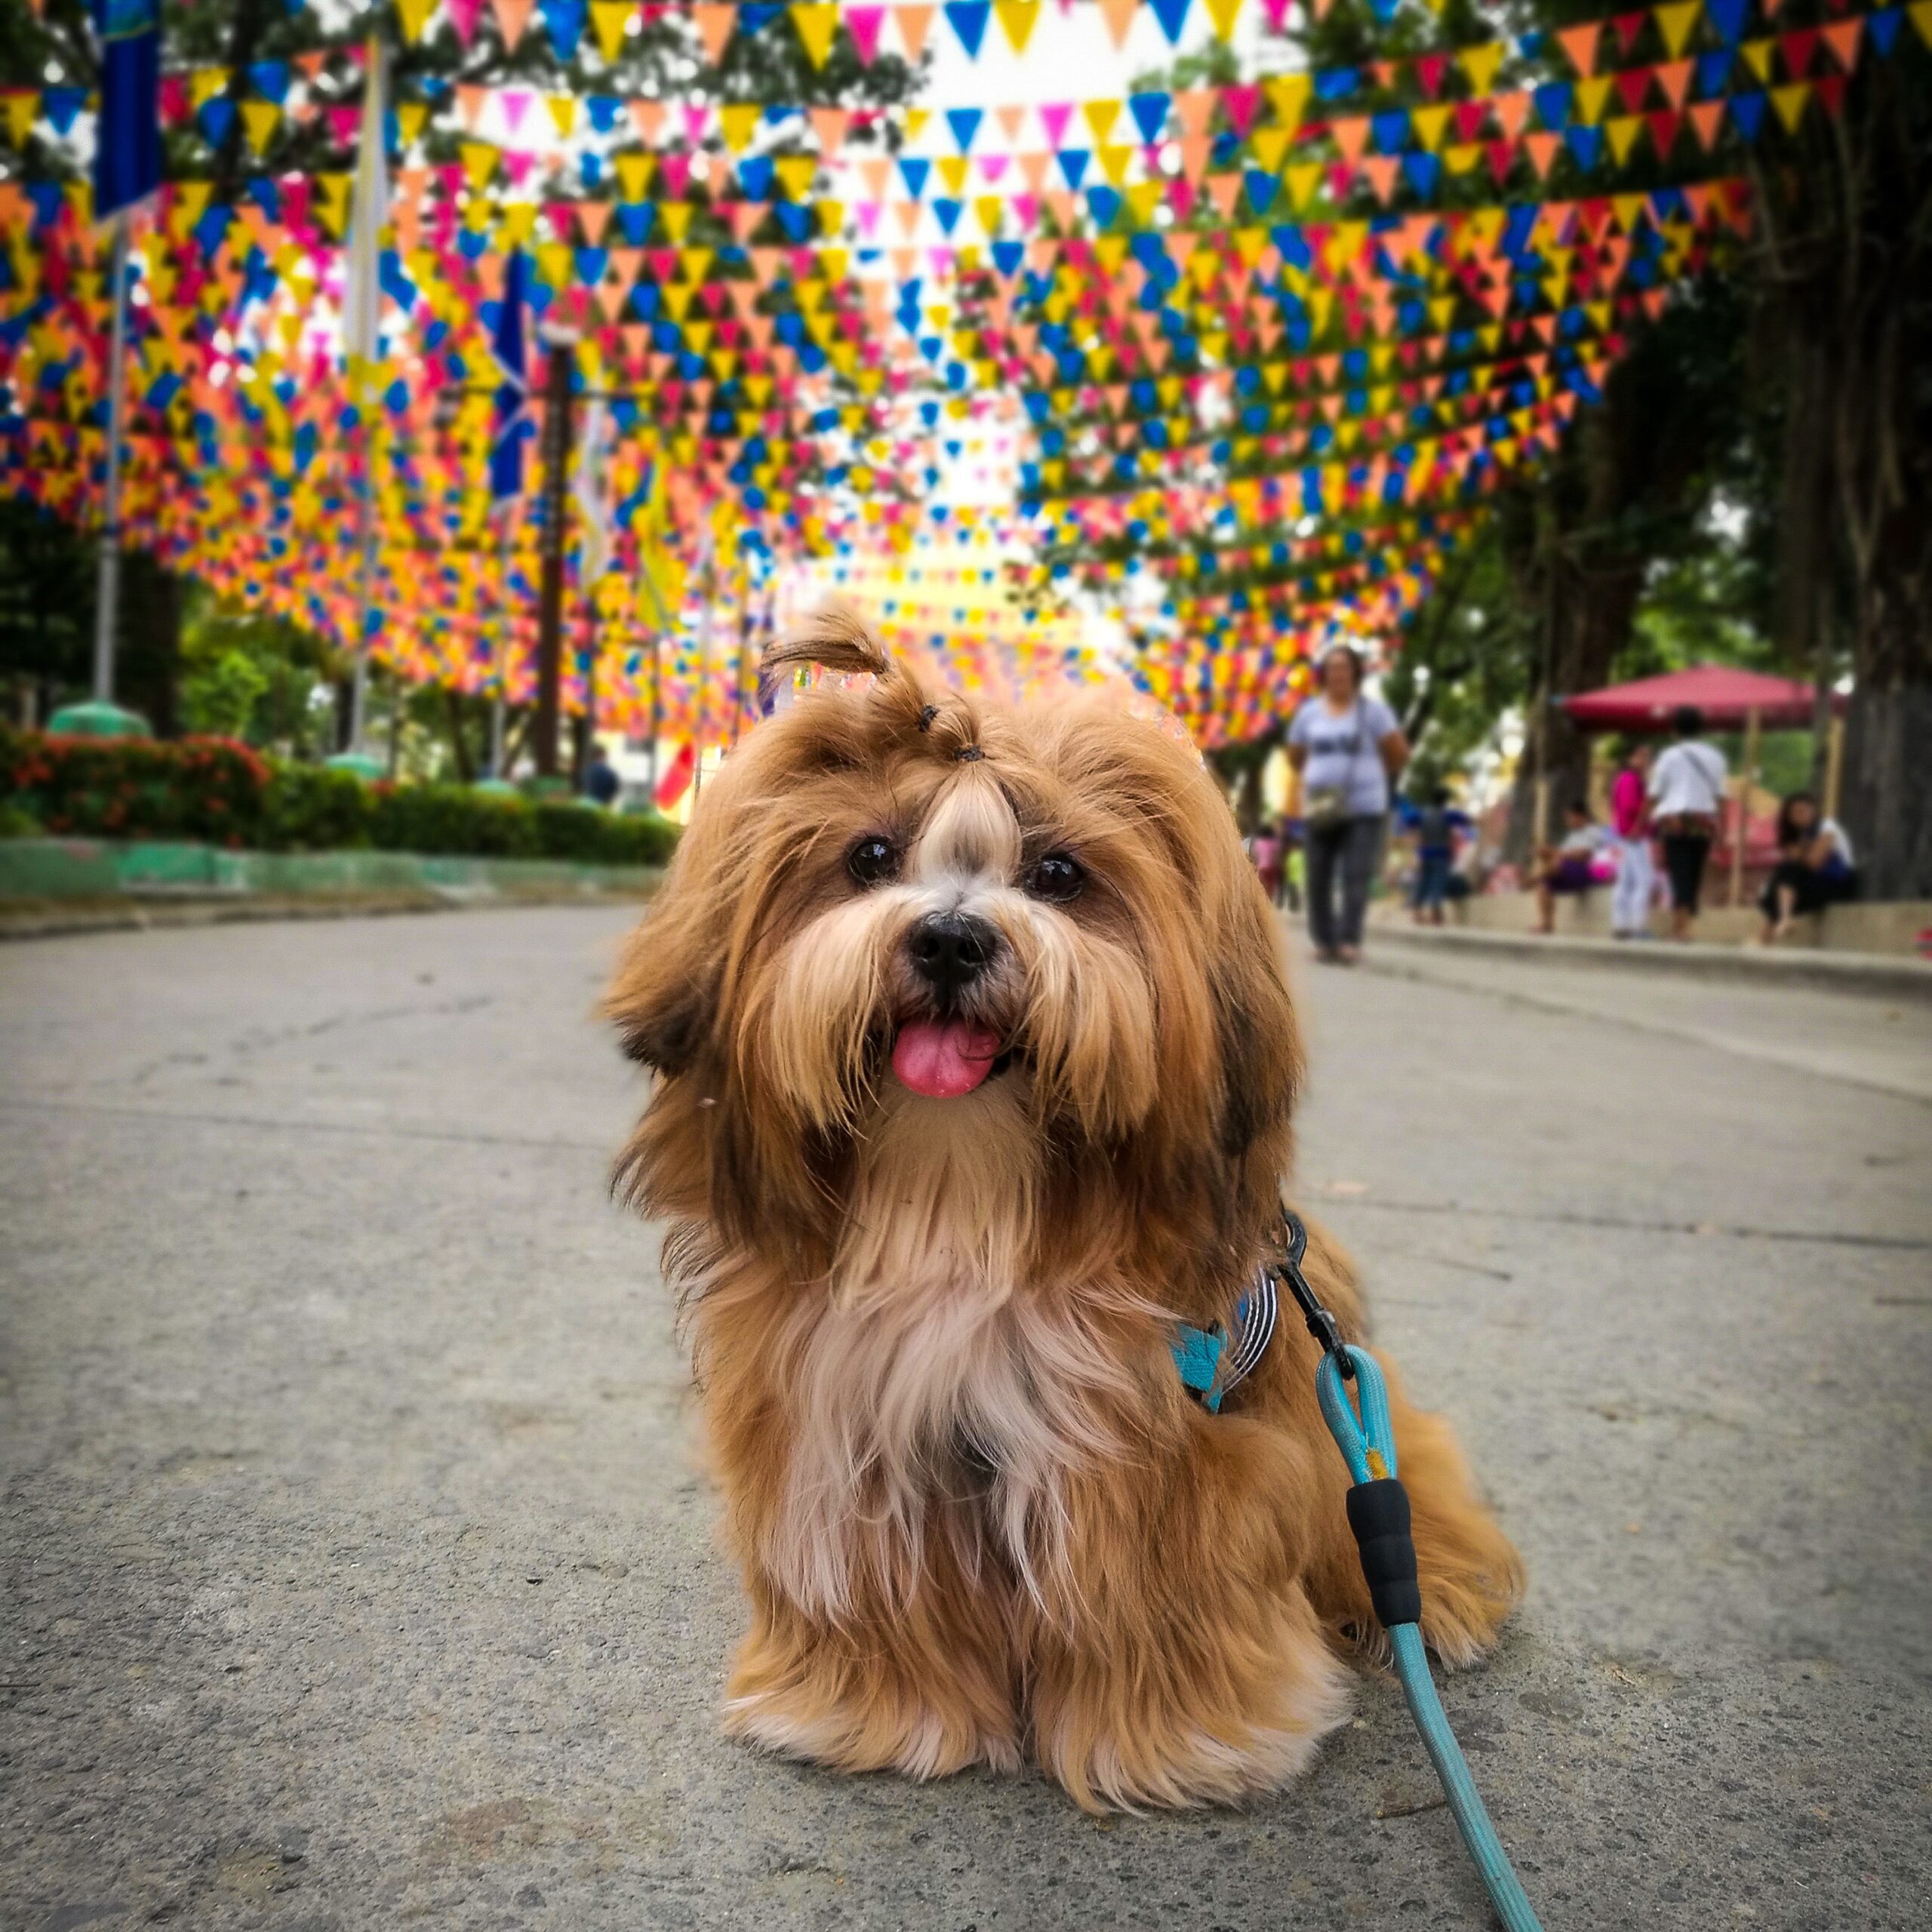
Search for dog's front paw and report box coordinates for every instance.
[1032,1640,1351,1812]
[724,1617,1022,1781]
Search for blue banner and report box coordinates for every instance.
[488,248,531,503]
[93,0,162,218]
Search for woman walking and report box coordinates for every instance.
[1646,705,1727,943]
[1286,643,1408,964]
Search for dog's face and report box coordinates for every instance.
[611,613,1300,1308]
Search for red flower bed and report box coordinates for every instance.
[0,726,269,848]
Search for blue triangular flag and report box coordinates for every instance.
[1147,0,1191,46]
[943,1,991,58]
[1128,92,1171,145]
[540,0,586,59]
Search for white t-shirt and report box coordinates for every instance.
[1289,694,1401,817]
[1813,817,1854,867]
[1647,740,1728,820]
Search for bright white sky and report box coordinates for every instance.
[921,3,1278,110]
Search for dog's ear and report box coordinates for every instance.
[1204,808,1302,1174]
[606,801,732,1076]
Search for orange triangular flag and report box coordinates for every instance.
[1558,23,1601,75]
[694,5,734,63]
[1097,0,1138,48]
[493,0,534,54]
[895,5,936,59]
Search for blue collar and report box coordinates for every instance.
[1171,1264,1279,1413]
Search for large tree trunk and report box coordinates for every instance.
[1841,681,1932,902]
[118,551,182,738]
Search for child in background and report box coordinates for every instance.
[1410,786,1466,926]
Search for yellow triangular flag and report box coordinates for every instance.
[396,0,438,42]
[993,0,1040,51]
[241,99,281,152]
[1459,42,1506,94]
[718,103,761,151]
[1203,0,1242,41]
[1266,74,1311,137]
[1770,82,1810,132]
[590,0,632,61]
[792,3,839,69]
[1654,1,1703,60]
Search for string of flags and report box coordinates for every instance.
[1,0,1927,752]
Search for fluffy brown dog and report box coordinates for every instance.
[608,610,1522,1811]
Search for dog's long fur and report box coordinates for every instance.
[608,610,1523,1810]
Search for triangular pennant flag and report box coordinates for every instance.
[895,5,937,57]
[1097,0,1138,47]
[397,0,439,42]
[1654,1,1703,59]
[494,0,535,52]
[943,0,992,56]
[1147,0,1192,44]
[693,4,734,61]
[993,0,1040,50]
[1558,23,1602,74]
[793,4,840,66]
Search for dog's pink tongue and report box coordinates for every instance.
[891,1019,1001,1098]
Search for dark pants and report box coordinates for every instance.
[1306,815,1383,951]
[1759,860,1854,921]
[1660,832,1712,915]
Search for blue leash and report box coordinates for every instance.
[1315,1344,1545,1932]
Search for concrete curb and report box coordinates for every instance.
[0,838,666,941]
[0,882,657,943]
[1361,920,1932,1002]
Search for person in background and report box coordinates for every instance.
[1275,810,1303,913]
[1608,741,1655,940]
[1286,643,1408,964]
[1758,791,1856,942]
[585,749,622,808]
[1250,821,1283,906]
[1410,785,1466,927]
[1531,799,1610,934]
[1647,705,1727,942]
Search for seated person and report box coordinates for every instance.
[1758,791,1856,941]
[1532,800,1609,934]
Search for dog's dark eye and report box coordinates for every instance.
[846,835,898,887]
[1026,852,1084,902]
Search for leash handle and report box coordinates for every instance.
[1316,1346,1546,1932]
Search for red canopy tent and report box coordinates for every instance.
[1561,664,1844,732]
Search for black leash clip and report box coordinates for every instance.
[1269,1208,1357,1383]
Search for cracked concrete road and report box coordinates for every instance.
[3,907,1929,1932]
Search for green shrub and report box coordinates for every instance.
[369,783,539,859]
[260,763,373,851]
[0,725,680,870]
[0,724,268,845]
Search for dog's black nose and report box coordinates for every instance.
[908,912,999,993]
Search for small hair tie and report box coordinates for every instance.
[955,746,985,763]
[918,704,940,732]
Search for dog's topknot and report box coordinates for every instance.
[762,603,895,686]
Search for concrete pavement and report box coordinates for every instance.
[3,908,1928,1931]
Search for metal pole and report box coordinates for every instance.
[1729,703,1760,909]
[348,463,376,749]
[488,507,511,777]
[91,211,131,703]
[691,525,715,803]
